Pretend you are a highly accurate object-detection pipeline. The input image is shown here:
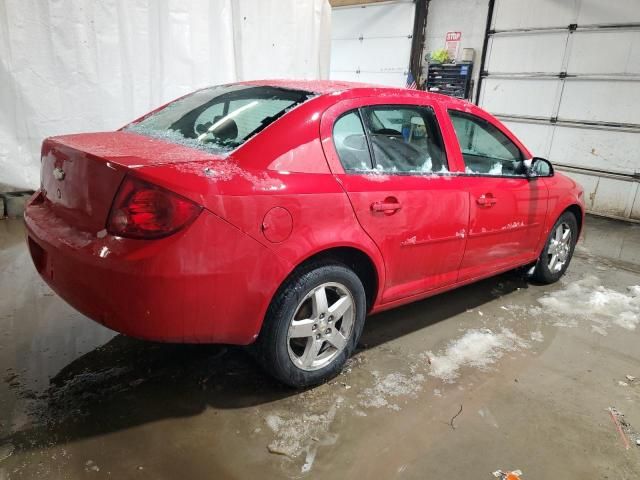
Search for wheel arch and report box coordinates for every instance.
[270,245,381,317]
[563,203,584,236]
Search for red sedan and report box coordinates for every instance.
[25,80,584,387]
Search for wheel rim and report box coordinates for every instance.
[547,222,572,273]
[287,282,355,371]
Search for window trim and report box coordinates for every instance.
[447,108,532,178]
[332,104,450,176]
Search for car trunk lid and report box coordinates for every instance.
[40,131,224,233]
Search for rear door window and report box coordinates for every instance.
[362,105,448,174]
[332,105,448,174]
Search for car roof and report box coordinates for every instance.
[236,79,470,107]
[237,78,379,94]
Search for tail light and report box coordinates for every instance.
[107,176,202,239]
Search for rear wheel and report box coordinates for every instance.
[532,211,578,284]
[257,263,366,388]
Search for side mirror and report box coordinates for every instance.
[526,157,554,178]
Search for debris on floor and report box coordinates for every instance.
[449,404,463,430]
[84,460,100,472]
[492,469,523,479]
[608,407,638,450]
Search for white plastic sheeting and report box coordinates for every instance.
[0,0,331,190]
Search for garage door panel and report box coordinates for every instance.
[330,70,359,82]
[330,39,361,71]
[591,177,637,218]
[577,0,640,25]
[486,33,567,73]
[558,80,640,125]
[492,0,578,30]
[480,78,560,118]
[569,30,640,75]
[358,2,414,38]
[358,37,412,73]
[502,121,554,158]
[549,127,640,174]
[330,2,414,87]
[356,71,407,87]
[559,171,638,220]
[561,171,599,209]
[331,2,414,39]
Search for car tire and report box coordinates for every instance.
[532,211,578,284]
[256,263,367,388]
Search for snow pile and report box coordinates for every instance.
[538,276,640,333]
[358,371,425,410]
[426,328,529,382]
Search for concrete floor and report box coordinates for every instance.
[1,215,639,479]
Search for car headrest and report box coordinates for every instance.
[210,116,238,142]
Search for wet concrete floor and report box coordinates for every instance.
[1,215,639,479]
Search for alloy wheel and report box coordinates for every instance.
[547,222,572,273]
[287,282,355,371]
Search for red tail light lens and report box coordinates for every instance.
[107,176,202,239]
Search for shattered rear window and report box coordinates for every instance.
[125,85,312,154]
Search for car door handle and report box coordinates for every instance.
[476,194,497,207]
[371,197,402,215]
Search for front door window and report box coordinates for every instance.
[449,110,525,176]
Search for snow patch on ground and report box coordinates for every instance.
[538,276,640,333]
[426,328,529,382]
[530,331,544,342]
[358,371,424,410]
[265,397,342,461]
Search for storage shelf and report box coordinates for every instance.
[425,62,473,100]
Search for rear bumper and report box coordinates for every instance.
[25,197,290,344]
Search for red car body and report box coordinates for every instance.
[25,80,585,344]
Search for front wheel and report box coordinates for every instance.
[532,212,578,284]
[256,263,366,388]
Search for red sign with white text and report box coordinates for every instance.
[445,31,462,61]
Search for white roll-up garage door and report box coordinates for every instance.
[478,0,640,221]
[330,0,415,87]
